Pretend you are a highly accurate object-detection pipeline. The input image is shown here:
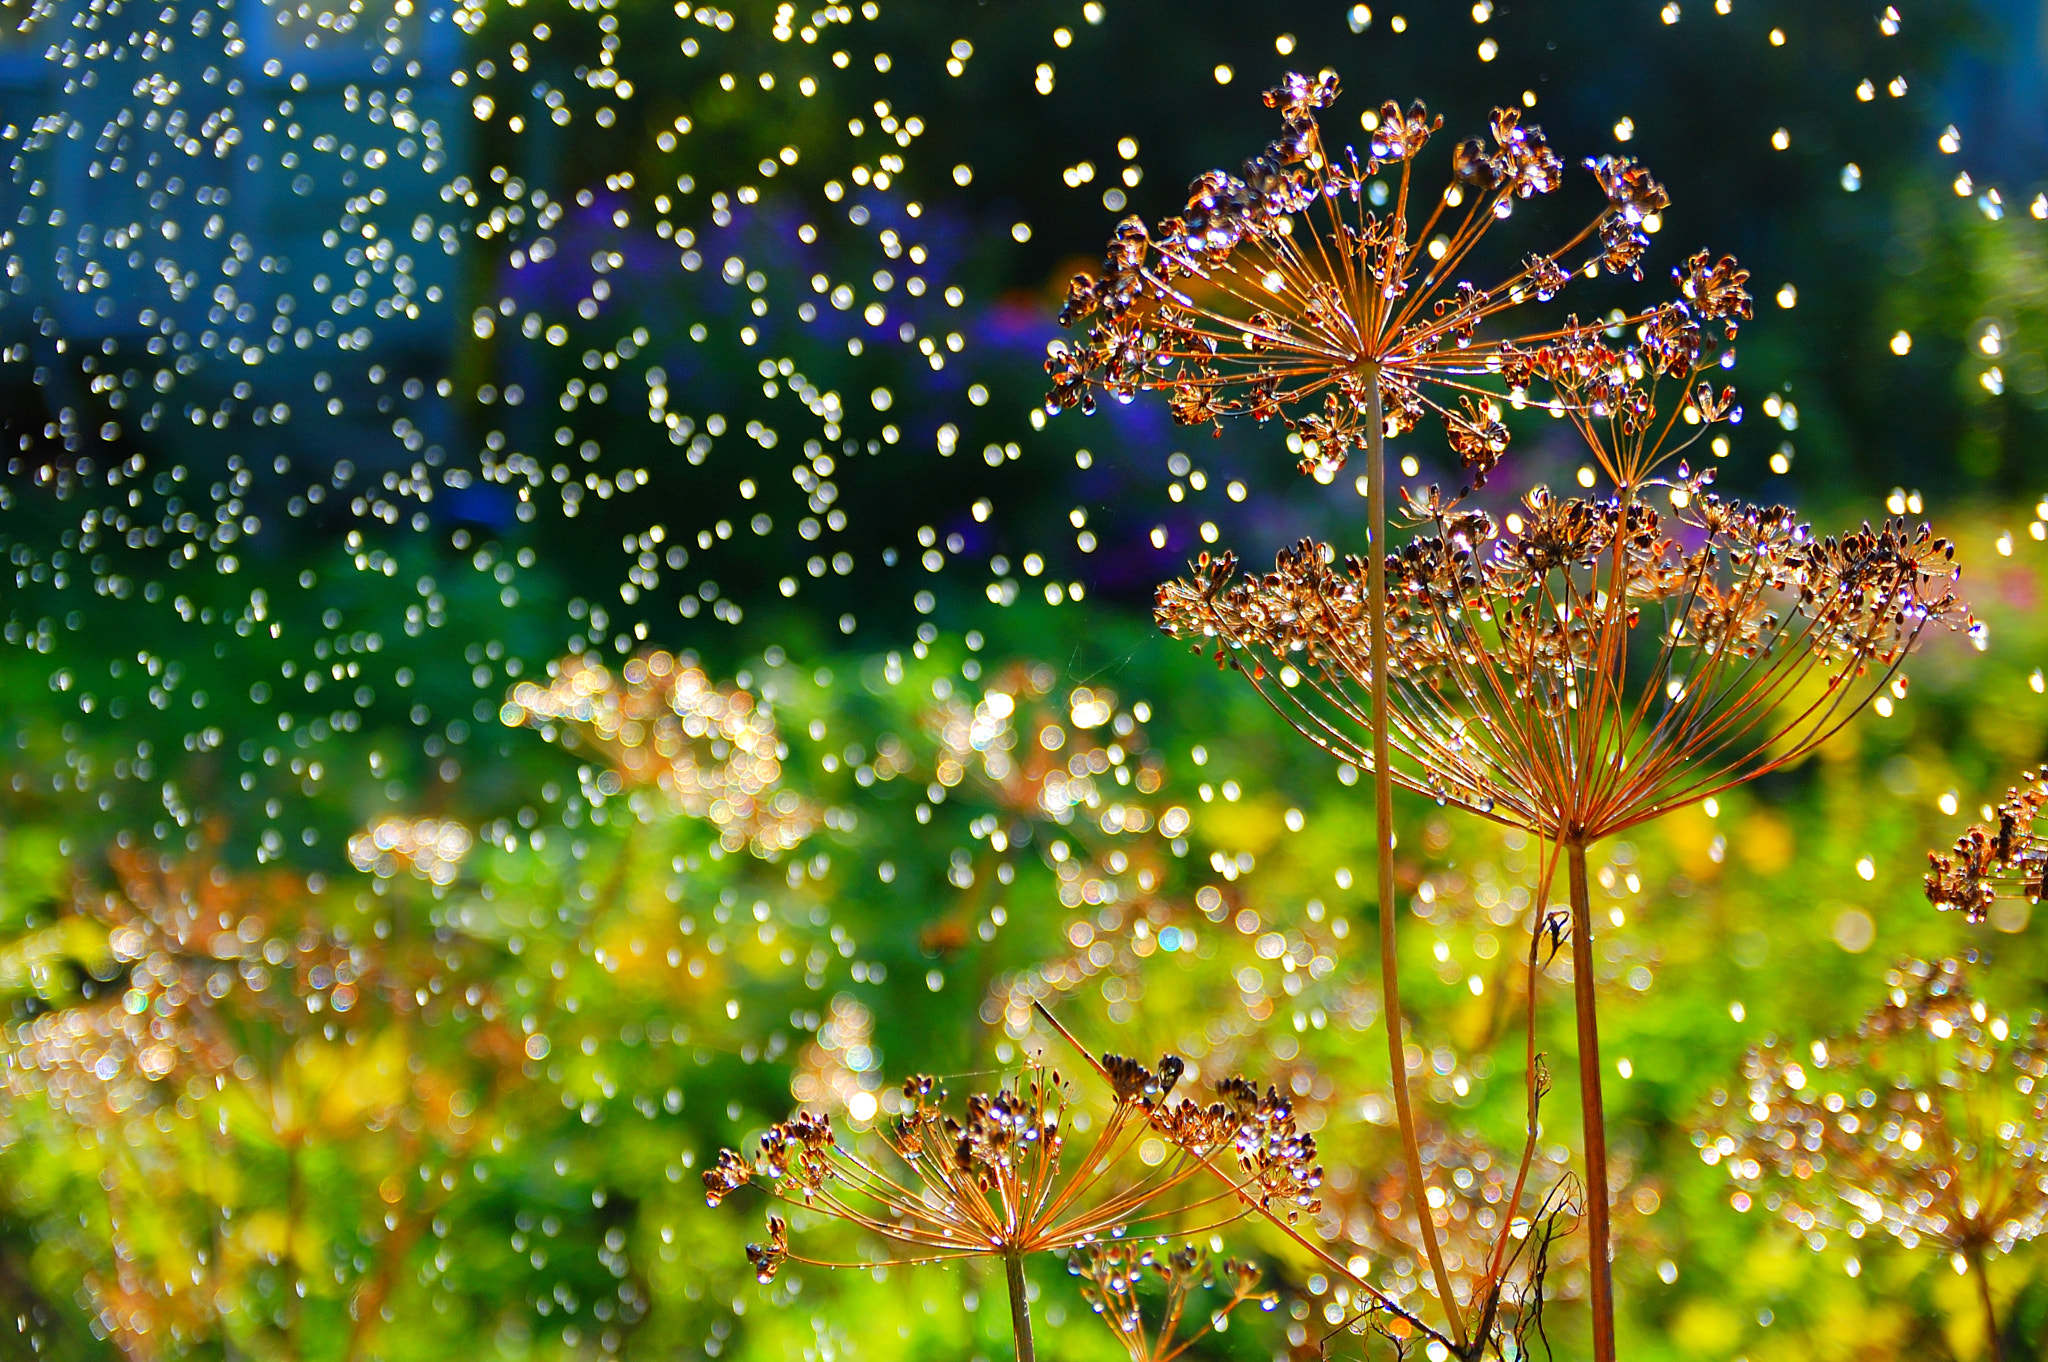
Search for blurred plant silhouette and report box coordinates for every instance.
[1702,955,2048,1361]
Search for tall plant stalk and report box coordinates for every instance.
[1562,485,1632,1362]
[1051,72,1909,1359]
[1565,841,1614,1362]
[1365,372,1467,1351]
[1966,1246,2003,1362]
[1004,1250,1036,1362]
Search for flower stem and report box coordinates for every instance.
[1967,1245,2003,1362]
[1366,372,1467,1353]
[1004,1249,1035,1362]
[1567,840,1615,1362]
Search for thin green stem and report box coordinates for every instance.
[284,1137,304,1362]
[1967,1245,2003,1362]
[1366,371,1467,1353]
[1568,841,1615,1362]
[1004,1249,1035,1362]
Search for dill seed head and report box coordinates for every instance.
[1046,71,1734,492]
[1926,768,2048,922]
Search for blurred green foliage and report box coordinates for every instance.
[3,1,2048,1360]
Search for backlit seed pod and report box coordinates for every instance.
[504,651,819,856]
[1067,1241,1275,1362]
[1700,955,2048,1349]
[1926,768,2048,922]
[1046,72,1734,492]
[1156,486,1972,844]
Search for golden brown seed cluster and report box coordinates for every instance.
[1926,769,2048,921]
[1046,72,1741,490]
[4,852,364,1121]
[1330,1124,1585,1322]
[1066,1241,1273,1362]
[502,651,817,855]
[346,817,475,884]
[789,993,881,1112]
[927,662,1166,829]
[0,846,518,1356]
[1156,488,1972,841]
[703,1043,1320,1286]
[1701,956,2048,1264]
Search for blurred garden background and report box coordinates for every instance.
[2,0,2047,1358]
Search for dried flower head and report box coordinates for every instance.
[502,651,817,854]
[1513,251,1750,488]
[789,992,882,1112]
[3,850,371,1120]
[1027,1009,1466,1347]
[1926,769,2048,922]
[1067,1240,1274,1362]
[1702,956,2048,1276]
[1047,71,1732,489]
[1156,487,1973,842]
[927,665,1167,826]
[704,1047,1244,1284]
[924,664,1236,1037]
[1149,1073,1326,1222]
[0,848,512,1361]
[346,816,473,884]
